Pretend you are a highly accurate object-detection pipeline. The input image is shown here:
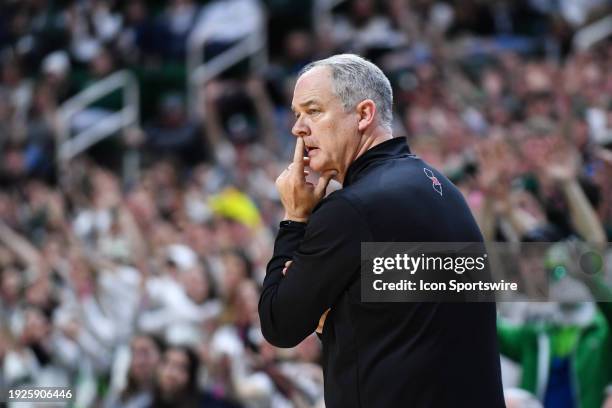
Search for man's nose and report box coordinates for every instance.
[292,116,310,138]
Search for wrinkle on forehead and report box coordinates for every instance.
[291,66,335,110]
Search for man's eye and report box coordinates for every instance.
[308,109,320,115]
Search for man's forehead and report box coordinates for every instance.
[291,66,333,109]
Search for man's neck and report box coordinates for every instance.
[337,129,393,184]
[355,129,393,160]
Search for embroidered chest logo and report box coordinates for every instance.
[424,168,443,196]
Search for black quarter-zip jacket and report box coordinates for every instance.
[259,137,505,408]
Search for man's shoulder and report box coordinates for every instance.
[350,155,461,202]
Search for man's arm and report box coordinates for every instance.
[259,195,367,348]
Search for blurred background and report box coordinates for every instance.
[0,0,612,407]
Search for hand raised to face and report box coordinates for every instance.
[276,137,337,223]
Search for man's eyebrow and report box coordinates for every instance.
[291,99,321,112]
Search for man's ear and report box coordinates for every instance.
[356,99,376,132]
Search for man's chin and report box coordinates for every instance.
[307,160,324,173]
[308,156,336,176]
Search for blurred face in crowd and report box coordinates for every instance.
[90,49,114,77]
[68,251,94,294]
[221,251,248,298]
[234,280,259,325]
[285,30,312,62]
[22,308,50,344]
[1,268,22,305]
[130,335,161,386]
[125,0,147,24]
[482,69,504,99]
[291,66,364,180]
[25,277,52,308]
[184,224,214,256]
[352,0,375,22]
[158,348,191,396]
[525,92,553,118]
[180,266,210,304]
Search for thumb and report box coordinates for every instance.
[314,170,337,199]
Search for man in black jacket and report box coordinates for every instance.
[258,54,505,408]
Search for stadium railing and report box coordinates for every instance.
[186,4,267,119]
[56,70,140,162]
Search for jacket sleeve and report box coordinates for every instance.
[258,194,367,347]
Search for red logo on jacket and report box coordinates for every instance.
[424,168,443,196]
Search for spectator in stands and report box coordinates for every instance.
[145,93,215,166]
[151,345,202,408]
[154,0,199,60]
[104,334,163,408]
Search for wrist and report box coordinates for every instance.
[283,212,309,223]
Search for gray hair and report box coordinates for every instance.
[298,54,393,130]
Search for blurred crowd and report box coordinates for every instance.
[1,0,612,407]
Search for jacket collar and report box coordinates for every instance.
[343,137,413,186]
